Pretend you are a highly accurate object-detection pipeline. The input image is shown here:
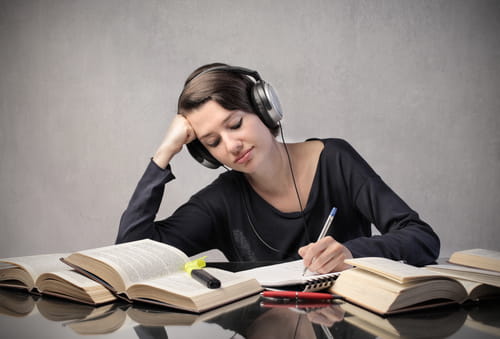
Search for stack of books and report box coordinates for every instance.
[329,249,500,315]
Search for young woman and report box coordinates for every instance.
[116,63,440,273]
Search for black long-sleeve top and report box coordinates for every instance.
[116,138,440,266]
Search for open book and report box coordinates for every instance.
[238,259,339,291]
[61,239,262,313]
[0,253,116,305]
[329,257,500,315]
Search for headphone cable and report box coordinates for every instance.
[278,122,311,243]
[229,122,312,255]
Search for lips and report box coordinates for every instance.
[234,147,254,164]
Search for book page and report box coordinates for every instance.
[1,253,68,281]
[76,240,189,288]
[428,264,500,277]
[345,257,443,283]
[453,249,500,260]
[39,269,113,289]
[237,259,339,286]
[127,267,261,312]
[426,264,500,288]
[137,268,248,297]
[36,269,117,305]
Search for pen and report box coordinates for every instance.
[260,291,339,300]
[302,207,337,276]
[191,268,221,289]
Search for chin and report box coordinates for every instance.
[230,161,258,174]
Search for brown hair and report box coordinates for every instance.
[177,63,279,136]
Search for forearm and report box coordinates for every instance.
[351,176,440,266]
[344,222,440,266]
[115,160,175,244]
[152,143,180,170]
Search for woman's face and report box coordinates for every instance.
[186,100,275,173]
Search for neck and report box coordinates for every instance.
[245,142,296,196]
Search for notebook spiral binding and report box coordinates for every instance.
[302,273,339,292]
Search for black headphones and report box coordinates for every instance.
[183,66,284,169]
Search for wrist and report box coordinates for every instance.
[153,146,176,169]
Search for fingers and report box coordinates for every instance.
[168,114,196,146]
[298,236,353,274]
[298,243,313,264]
[299,237,335,272]
[178,115,196,144]
[312,239,345,273]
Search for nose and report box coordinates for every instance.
[224,135,243,155]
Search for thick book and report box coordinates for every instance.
[329,257,500,315]
[425,264,500,288]
[425,248,500,290]
[0,253,116,305]
[448,248,500,272]
[61,239,262,313]
[238,259,339,291]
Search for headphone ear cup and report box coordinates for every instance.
[186,139,222,169]
[251,81,283,129]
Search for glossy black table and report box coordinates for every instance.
[2,289,500,338]
[1,262,499,339]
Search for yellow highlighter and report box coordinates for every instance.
[184,256,221,289]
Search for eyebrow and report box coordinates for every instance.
[199,112,237,141]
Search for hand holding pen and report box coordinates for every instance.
[299,207,353,274]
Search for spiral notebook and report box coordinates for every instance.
[238,259,340,292]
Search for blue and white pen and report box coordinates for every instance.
[302,207,338,276]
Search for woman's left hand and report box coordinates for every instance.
[298,236,353,273]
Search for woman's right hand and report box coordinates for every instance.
[152,115,196,169]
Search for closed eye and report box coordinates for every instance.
[206,138,220,148]
[230,118,242,130]
[205,116,242,148]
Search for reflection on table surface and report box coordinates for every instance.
[0,287,499,339]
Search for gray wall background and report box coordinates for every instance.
[1,0,499,259]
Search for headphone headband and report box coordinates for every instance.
[189,65,262,83]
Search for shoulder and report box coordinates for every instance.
[307,138,359,157]
[313,138,379,179]
[192,170,244,200]
[323,137,353,149]
[290,138,352,158]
